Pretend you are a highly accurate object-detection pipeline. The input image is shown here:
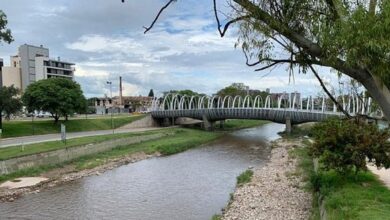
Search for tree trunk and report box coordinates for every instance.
[54,114,59,123]
[361,74,390,119]
[0,113,2,130]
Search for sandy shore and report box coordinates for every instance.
[0,151,160,202]
[222,138,312,220]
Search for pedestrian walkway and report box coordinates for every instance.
[368,165,390,189]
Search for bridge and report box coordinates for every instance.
[150,93,376,131]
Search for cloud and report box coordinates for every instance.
[0,0,344,99]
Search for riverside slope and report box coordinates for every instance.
[223,138,312,220]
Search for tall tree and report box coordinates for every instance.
[0,10,13,44]
[216,83,248,97]
[148,89,154,97]
[22,78,87,122]
[0,85,22,130]
[135,0,390,119]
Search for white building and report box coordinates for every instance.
[1,44,75,92]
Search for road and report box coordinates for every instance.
[0,127,165,148]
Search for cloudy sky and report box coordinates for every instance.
[0,0,340,98]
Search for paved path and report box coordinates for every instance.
[0,127,164,148]
[368,165,390,189]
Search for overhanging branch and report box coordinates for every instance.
[213,0,248,37]
[143,0,175,34]
[309,65,351,118]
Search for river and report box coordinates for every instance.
[0,123,284,220]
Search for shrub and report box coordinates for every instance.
[310,117,390,175]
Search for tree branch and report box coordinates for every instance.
[143,0,175,34]
[309,65,351,118]
[213,0,248,37]
[233,0,371,84]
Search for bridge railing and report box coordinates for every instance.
[151,93,378,116]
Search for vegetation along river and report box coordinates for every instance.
[0,123,284,220]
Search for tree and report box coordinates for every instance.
[0,10,13,44]
[0,86,22,130]
[216,83,248,97]
[163,89,204,97]
[311,118,390,174]
[136,0,390,120]
[148,89,154,97]
[22,78,87,122]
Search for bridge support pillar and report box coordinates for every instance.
[285,116,292,133]
[202,115,214,131]
[219,120,225,129]
[163,118,171,127]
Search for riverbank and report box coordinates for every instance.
[220,137,312,220]
[296,143,390,219]
[0,128,220,202]
[0,119,267,202]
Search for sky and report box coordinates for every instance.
[0,0,342,98]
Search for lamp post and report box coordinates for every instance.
[106,81,114,134]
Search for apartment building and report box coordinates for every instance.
[1,44,75,92]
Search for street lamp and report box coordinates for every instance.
[106,81,114,134]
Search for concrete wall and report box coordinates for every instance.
[2,66,22,90]
[120,114,159,129]
[0,133,164,175]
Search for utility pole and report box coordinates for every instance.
[106,81,114,134]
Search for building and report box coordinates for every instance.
[94,96,153,115]
[1,56,22,90]
[1,44,75,92]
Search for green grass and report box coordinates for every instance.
[0,129,167,161]
[236,169,254,186]
[74,128,221,170]
[211,214,222,220]
[223,119,269,130]
[292,141,390,220]
[1,115,145,138]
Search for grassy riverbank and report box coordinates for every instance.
[0,129,166,161]
[0,128,221,183]
[292,140,390,219]
[1,115,145,138]
[0,119,267,184]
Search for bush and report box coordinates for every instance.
[310,118,390,175]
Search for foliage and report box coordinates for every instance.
[148,89,154,97]
[22,78,87,122]
[292,143,390,219]
[163,89,204,97]
[216,83,269,101]
[236,169,253,186]
[0,85,22,129]
[310,118,390,174]
[0,10,13,44]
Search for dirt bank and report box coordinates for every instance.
[222,138,312,220]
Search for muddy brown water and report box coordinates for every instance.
[0,123,284,220]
